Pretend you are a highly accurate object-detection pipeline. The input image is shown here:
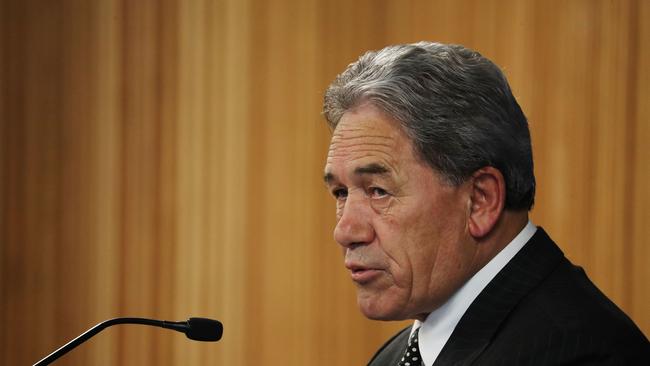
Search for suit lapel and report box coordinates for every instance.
[433,228,564,365]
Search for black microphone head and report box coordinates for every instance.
[185,318,223,342]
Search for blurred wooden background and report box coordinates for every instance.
[1,0,648,365]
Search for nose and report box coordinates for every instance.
[333,195,375,247]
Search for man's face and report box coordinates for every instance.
[324,103,478,321]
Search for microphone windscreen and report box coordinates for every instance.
[186,318,223,342]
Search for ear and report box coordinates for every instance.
[467,167,506,239]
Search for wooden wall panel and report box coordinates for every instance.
[632,0,650,340]
[1,1,648,365]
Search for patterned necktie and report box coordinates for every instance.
[398,327,422,366]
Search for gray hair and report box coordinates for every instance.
[323,42,535,210]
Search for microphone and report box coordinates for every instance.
[33,317,223,366]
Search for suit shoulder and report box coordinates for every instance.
[490,259,650,362]
[525,260,644,337]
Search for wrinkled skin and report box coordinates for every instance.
[324,103,482,321]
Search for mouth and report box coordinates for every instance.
[345,263,383,284]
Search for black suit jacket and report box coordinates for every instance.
[368,228,650,365]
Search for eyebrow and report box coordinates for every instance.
[323,163,391,184]
[354,163,390,175]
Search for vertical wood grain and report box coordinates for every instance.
[631,0,650,340]
[1,1,648,365]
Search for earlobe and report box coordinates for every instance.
[467,167,506,239]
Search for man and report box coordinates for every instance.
[322,42,650,365]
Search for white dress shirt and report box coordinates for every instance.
[410,221,537,366]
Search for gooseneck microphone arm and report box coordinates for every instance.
[33,317,223,366]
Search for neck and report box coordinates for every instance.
[471,210,529,276]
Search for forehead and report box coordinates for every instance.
[325,104,415,178]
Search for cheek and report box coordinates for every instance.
[402,221,440,283]
[376,214,422,287]
[385,199,458,287]
[417,206,471,295]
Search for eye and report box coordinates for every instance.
[369,187,389,198]
[332,187,348,200]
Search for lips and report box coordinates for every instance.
[345,262,384,284]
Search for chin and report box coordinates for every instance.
[357,295,409,321]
